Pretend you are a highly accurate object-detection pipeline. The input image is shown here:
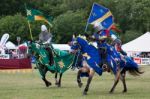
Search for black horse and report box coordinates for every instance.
[28,41,74,87]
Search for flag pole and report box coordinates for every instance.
[84,3,95,32]
[24,3,33,40]
[84,23,89,32]
[47,21,53,28]
[27,21,33,40]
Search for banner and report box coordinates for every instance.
[87,3,114,30]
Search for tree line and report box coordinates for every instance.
[0,0,149,44]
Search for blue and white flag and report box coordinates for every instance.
[86,3,114,30]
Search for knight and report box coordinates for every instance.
[109,29,127,56]
[91,22,121,73]
[39,25,52,43]
[39,25,54,66]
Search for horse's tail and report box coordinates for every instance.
[123,56,144,76]
[128,67,144,76]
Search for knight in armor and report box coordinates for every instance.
[92,22,121,72]
[109,30,127,55]
[39,25,54,66]
[93,22,108,64]
[39,25,52,43]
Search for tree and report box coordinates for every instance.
[53,10,86,43]
[0,14,28,43]
[0,14,44,43]
[0,0,149,43]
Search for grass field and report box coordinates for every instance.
[0,66,150,99]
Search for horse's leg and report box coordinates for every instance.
[36,63,52,87]
[109,69,121,93]
[120,70,127,93]
[77,69,83,88]
[41,67,52,87]
[57,73,63,87]
[55,72,59,85]
[83,68,95,95]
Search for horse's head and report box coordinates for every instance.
[27,41,40,55]
[27,41,53,65]
[69,35,88,54]
[69,35,79,54]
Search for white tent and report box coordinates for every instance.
[18,43,71,51]
[6,41,17,49]
[122,32,150,52]
[52,44,70,51]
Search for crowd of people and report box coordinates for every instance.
[0,24,52,60]
[0,44,27,59]
[131,52,150,58]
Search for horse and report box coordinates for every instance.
[70,35,111,95]
[27,41,75,87]
[109,54,144,93]
[70,35,143,95]
[98,41,144,93]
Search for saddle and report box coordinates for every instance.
[98,47,110,72]
[45,47,54,65]
[99,47,107,64]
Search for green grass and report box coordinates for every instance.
[0,66,150,99]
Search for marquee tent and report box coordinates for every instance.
[5,41,17,49]
[122,32,150,52]
[52,44,70,51]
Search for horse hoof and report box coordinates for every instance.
[57,84,61,87]
[78,83,83,88]
[46,82,52,87]
[83,91,87,95]
[55,82,58,85]
[122,90,127,93]
[34,67,37,69]
[109,90,114,94]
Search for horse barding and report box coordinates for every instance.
[27,41,75,87]
[70,35,143,95]
[70,35,117,95]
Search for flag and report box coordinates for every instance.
[87,3,114,29]
[53,49,75,73]
[110,24,122,33]
[26,7,53,27]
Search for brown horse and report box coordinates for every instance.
[70,36,143,95]
[75,52,143,94]
[109,56,144,93]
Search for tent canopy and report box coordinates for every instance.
[52,44,70,51]
[6,41,17,49]
[122,32,150,52]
